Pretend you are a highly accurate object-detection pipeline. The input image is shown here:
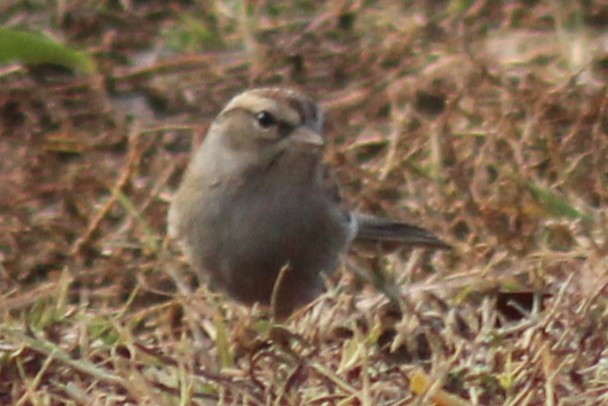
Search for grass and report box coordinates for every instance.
[1,0,607,404]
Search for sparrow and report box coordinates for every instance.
[168,88,449,319]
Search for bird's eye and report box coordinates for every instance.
[255,111,277,129]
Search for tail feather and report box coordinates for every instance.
[353,213,450,249]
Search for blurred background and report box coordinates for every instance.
[1,1,607,404]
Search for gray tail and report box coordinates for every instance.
[354,213,450,249]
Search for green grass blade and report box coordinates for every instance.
[527,182,591,221]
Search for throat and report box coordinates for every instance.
[257,152,321,189]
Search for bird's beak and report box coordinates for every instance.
[290,126,324,147]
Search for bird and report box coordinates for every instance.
[168,87,449,319]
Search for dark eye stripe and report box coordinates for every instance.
[285,97,317,126]
[248,88,319,127]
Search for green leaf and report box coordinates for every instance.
[0,27,96,73]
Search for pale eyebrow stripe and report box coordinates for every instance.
[221,93,302,126]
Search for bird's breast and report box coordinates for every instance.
[191,183,349,302]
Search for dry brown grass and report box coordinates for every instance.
[1,1,608,404]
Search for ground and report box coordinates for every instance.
[1,1,607,404]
